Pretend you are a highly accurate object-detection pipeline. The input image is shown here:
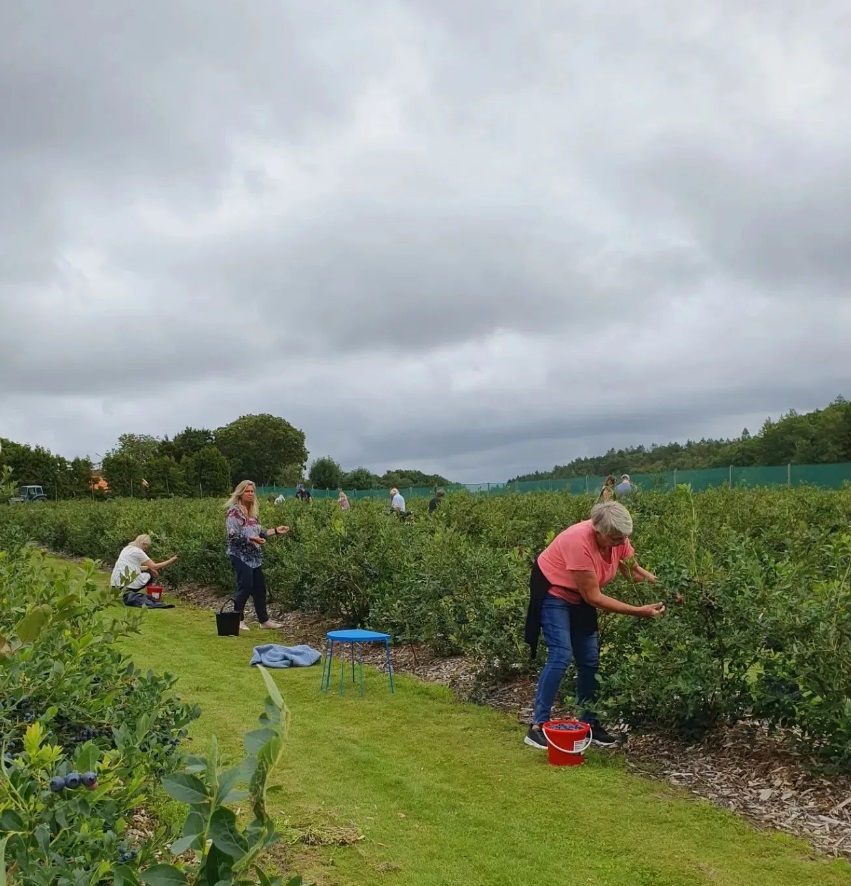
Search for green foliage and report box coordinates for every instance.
[146,668,308,886]
[0,548,309,886]
[307,457,342,491]
[340,467,380,490]
[182,448,232,498]
[0,548,199,884]
[4,487,851,770]
[214,415,308,487]
[144,456,186,498]
[380,468,451,488]
[112,434,162,465]
[161,429,215,464]
[102,452,147,497]
[0,440,94,500]
[510,395,851,480]
[0,464,15,502]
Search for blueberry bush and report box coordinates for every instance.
[0,544,308,885]
[2,485,851,770]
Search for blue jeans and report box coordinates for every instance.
[532,595,600,726]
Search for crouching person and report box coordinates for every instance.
[110,534,178,607]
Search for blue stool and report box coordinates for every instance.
[320,629,394,695]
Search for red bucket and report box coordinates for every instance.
[146,585,164,602]
[541,719,592,766]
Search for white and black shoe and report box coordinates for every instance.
[524,726,548,750]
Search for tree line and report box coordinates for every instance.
[509,396,851,483]
[1,413,451,500]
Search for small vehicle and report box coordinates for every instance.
[10,485,48,503]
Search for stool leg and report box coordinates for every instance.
[385,639,394,693]
[350,642,356,683]
[339,645,345,695]
[320,639,332,692]
[359,643,365,695]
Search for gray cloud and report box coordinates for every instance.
[1,2,849,482]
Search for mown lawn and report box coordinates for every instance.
[103,585,851,886]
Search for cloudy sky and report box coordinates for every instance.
[1,2,849,482]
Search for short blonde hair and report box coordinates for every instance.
[590,501,633,538]
[226,480,259,518]
[131,534,152,550]
[390,488,399,496]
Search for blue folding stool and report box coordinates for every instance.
[320,628,394,695]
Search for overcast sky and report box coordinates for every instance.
[1,2,849,482]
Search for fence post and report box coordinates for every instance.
[728,465,732,487]
[673,469,677,488]
[585,475,589,494]
[787,463,791,486]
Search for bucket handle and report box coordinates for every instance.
[219,601,238,614]
[543,726,593,756]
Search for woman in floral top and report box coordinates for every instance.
[225,480,289,631]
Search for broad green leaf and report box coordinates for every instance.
[75,741,100,774]
[181,810,206,840]
[140,864,187,885]
[199,844,233,885]
[16,604,52,643]
[215,764,247,805]
[113,864,140,886]
[170,833,203,856]
[162,772,209,805]
[0,811,24,832]
[205,734,219,794]
[209,807,247,859]
[0,836,7,886]
[257,666,283,709]
[243,728,276,756]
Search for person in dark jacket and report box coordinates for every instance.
[428,489,445,513]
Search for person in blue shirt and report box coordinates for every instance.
[615,474,633,497]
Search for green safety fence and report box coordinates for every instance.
[257,462,851,501]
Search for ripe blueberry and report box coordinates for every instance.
[23,712,34,723]
[17,697,30,710]
[49,776,66,793]
[81,771,98,788]
[64,772,81,789]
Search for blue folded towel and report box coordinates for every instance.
[249,643,321,669]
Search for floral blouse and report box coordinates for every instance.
[226,506,268,568]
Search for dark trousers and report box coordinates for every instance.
[230,556,269,624]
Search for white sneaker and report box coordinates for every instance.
[240,622,250,632]
[260,620,283,629]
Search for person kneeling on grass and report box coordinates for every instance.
[110,534,178,607]
[226,480,290,632]
[523,501,665,749]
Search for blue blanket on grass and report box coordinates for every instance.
[249,644,321,669]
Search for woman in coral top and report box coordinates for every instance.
[523,501,665,749]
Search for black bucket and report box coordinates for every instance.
[216,602,241,637]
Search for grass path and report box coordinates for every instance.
[108,588,851,886]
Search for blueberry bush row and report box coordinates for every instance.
[2,486,851,771]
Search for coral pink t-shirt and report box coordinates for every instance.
[537,520,634,604]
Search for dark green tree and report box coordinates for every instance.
[214,414,308,485]
[167,427,216,463]
[342,467,381,490]
[101,452,145,496]
[182,446,232,497]
[309,456,344,490]
[110,433,161,464]
[144,455,185,497]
